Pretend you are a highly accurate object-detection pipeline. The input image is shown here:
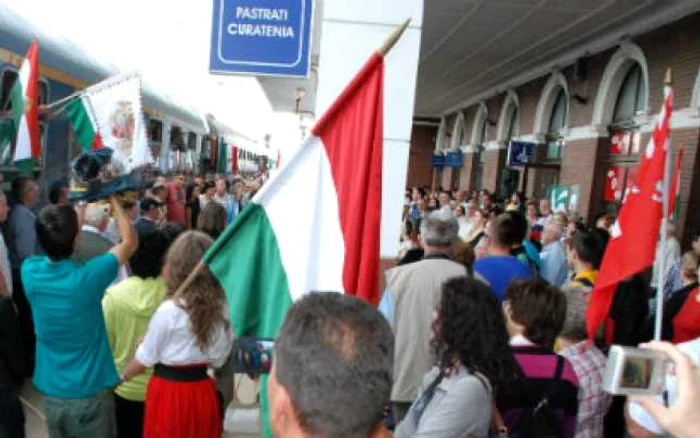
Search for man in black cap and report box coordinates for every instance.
[134,198,163,237]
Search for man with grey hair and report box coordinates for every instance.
[540,217,569,288]
[73,203,115,264]
[559,289,612,438]
[380,210,467,423]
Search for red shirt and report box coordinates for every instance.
[673,287,700,344]
[166,183,186,226]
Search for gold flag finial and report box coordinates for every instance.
[665,68,673,86]
[378,19,411,58]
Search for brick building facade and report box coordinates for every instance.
[408,12,700,245]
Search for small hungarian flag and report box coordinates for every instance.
[10,41,41,163]
[586,78,673,341]
[204,52,384,436]
[64,74,150,171]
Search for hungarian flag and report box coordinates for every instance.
[203,52,383,435]
[10,41,41,163]
[64,74,150,171]
[586,81,673,341]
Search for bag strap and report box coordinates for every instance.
[474,372,509,438]
[412,373,444,424]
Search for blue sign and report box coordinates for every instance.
[432,153,445,168]
[210,0,314,77]
[446,150,463,168]
[508,141,536,167]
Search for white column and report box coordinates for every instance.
[315,0,423,258]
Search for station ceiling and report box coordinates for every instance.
[416,0,700,117]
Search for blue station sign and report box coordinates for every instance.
[446,150,463,168]
[432,153,445,168]
[210,0,314,77]
[507,141,536,167]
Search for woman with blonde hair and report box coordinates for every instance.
[119,231,233,438]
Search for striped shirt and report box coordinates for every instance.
[560,342,612,438]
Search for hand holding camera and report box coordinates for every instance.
[628,341,700,438]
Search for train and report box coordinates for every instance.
[0,4,276,196]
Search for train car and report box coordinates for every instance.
[204,115,277,177]
[0,4,209,197]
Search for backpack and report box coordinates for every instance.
[512,246,540,279]
[510,356,565,438]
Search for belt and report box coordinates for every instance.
[153,364,208,382]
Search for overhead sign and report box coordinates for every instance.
[507,141,536,167]
[210,0,314,77]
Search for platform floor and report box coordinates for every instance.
[22,375,262,438]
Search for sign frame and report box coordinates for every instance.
[209,0,315,78]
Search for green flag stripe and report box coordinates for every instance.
[9,81,24,128]
[65,98,97,152]
[205,202,293,338]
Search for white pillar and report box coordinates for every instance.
[315,0,423,258]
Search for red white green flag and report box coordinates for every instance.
[203,52,384,436]
[9,41,41,163]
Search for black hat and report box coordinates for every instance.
[140,197,163,212]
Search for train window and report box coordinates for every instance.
[1,70,49,109]
[187,132,196,150]
[170,126,185,151]
[149,119,163,143]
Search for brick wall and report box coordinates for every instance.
[406,125,437,189]
[483,149,507,195]
[559,137,607,222]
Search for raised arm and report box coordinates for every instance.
[109,196,138,265]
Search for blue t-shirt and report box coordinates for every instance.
[22,253,119,398]
[474,255,533,302]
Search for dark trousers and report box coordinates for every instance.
[114,393,144,438]
[0,383,25,438]
[11,269,34,377]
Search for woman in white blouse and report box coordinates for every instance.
[120,231,233,438]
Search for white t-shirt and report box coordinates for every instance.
[136,299,234,369]
[628,337,700,436]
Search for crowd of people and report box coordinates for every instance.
[0,171,699,438]
[383,186,700,437]
[0,172,263,438]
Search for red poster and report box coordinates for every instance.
[604,166,624,201]
[609,132,627,156]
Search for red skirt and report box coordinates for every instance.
[143,372,222,438]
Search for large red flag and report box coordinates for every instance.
[586,83,673,341]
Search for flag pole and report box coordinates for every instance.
[654,68,673,341]
[378,19,411,57]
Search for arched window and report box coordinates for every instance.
[613,64,647,123]
[506,107,519,143]
[546,88,567,161]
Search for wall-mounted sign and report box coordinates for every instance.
[446,150,463,168]
[432,153,445,168]
[507,141,536,166]
[210,0,314,77]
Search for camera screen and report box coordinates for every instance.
[620,357,653,389]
